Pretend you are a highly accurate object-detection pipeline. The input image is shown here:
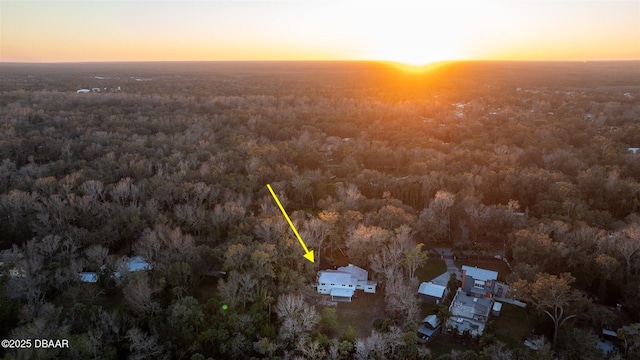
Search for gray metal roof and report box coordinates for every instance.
[418,282,446,298]
[318,270,357,286]
[462,265,498,281]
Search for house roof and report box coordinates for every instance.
[318,270,357,286]
[450,289,493,319]
[336,264,368,281]
[418,324,440,337]
[422,314,441,328]
[113,256,153,279]
[79,272,98,283]
[127,256,153,272]
[492,302,503,312]
[418,282,446,298]
[462,265,498,281]
[330,287,355,298]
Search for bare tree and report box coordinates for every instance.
[250,244,277,280]
[84,245,109,269]
[237,272,258,310]
[480,342,515,360]
[254,216,287,244]
[355,327,404,360]
[296,336,326,360]
[422,190,455,241]
[134,224,197,288]
[291,173,311,206]
[301,217,331,266]
[223,243,250,272]
[346,225,392,267]
[126,328,168,360]
[463,197,492,243]
[110,177,140,207]
[80,179,105,203]
[173,203,207,235]
[123,272,159,316]
[302,217,331,250]
[336,182,363,208]
[4,242,48,321]
[369,246,402,283]
[59,171,81,202]
[275,293,319,341]
[611,222,640,276]
[384,274,420,323]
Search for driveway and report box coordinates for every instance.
[430,247,461,286]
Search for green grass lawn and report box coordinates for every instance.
[328,290,386,338]
[454,259,511,282]
[415,258,447,283]
[325,257,446,340]
[420,302,439,319]
[492,303,532,349]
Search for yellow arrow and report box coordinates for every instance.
[266,184,314,263]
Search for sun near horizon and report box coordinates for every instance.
[1,1,638,65]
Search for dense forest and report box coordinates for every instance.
[0,61,639,359]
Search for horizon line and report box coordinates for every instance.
[2,58,639,65]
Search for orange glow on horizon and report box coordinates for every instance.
[381,60,454,74]
[1,1,638,63]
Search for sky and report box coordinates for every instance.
[1,0,639,64]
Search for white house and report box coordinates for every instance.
[77,89,91,93]
[316,264,377,302]
[317,271,358,302]
[337,264,377,293]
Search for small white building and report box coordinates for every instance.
[492,301,503,317]
[316,264,376,302]
[126,256,153,271]
[77,89,91,94]
[113,256,153,279]
[79,272,99,283]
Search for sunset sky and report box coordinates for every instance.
[1,0,639,64]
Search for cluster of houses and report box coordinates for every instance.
[78,256,153,283]
[76,86,121,93]
[0,254,151,283]
[287,259,626,355]
[416,265,508,343]
[313,261,505,343]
